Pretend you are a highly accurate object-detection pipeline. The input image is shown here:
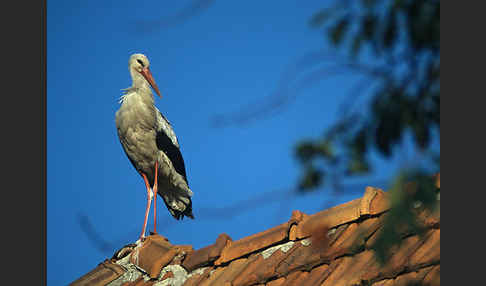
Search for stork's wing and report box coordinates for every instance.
[155,109,188,183]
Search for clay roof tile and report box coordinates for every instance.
[215,222,290,265]
[266,277,286,286]
[198,266,226,286]
[182,267,213,286]
[182,233,232,271]
[231,241,299,286]
[281,271,308,286]
[320,250,377,286]
[70,259,125,286]
[294,197,363,240]
[422,265,440,286]
[70,174,440,286]
[386,264,436,286]
[129,236,174,278]
[301,263,331,286]
[206,257,249,286]
[408,229,440,267]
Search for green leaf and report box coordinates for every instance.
[383,12,397,48]
[298,166,324,191]
[295,141,318,163]
[346,157,370,175]
[362,0,377,8]
[316,140,334,159]
[328,17,350,46]
[412,121,430,150]
[310,8,334,28]
[363,14,377,40]
[351,34,364,57]
[372,170,439,264]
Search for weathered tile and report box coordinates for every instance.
[317,256,352,286]
[422,265,440,286]
[365,224,383,249]
[128,235,187,279]
[147,234,172,248]
[368,188,390,215]
[199,267,226,286]
[121,276,154,286]
[288,210,308,241]
[414,205,440,230]
[70,260,126,286]
[215,223,290,265]
[150,248,182,278]
[120,276,145,286]
[275,239,328,276]
[359,187,388,216]
[323,216,383,260]
[113,243,137,260]
[301,263,330,286]
[326,224,349,246]
[160,269,174,281]
[321,251,377,286]
[230,241,298,285]
[370,278,394,286]
[207,258,249,286]
[282,271,308,286]
[170,245,194,266]
[408,229,440,267]
[294,197,362,239]
[391,265,435,286]
[130,235,172,272]
[372,235,423,279]
[294,187,389,242]
[182,267,212,286]
[289,224,298,241]
[266,277,286,286]
[289,210,308,225]
[183,233,231,271]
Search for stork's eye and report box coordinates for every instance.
[137,59,144,67]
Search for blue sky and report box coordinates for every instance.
[47,1,437,285]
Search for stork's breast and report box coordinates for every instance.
[116,108,159,173]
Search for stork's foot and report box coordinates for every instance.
[148,232,169,242]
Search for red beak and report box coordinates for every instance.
[140,67,162,98]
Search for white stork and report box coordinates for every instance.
[115,53,194,240]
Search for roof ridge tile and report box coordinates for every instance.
[214,222,290,265]
[182,233,232,272]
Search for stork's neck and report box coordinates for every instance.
[130,68,152,94]
[119,69,155,106]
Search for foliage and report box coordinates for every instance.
[295,0,440,263]
[371,170,439,264]
[296,0,440,191]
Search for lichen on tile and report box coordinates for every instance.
[300,238,311,246]
[154,265,189,286]
[261,241,295,259]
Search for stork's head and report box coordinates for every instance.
[129,53,162,98]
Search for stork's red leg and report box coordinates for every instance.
[140,173,153,240]
[153,161,159,234]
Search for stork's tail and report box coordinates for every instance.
[160,189,194,220]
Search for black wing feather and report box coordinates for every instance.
[155,115,188,183]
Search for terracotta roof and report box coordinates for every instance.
[70,174,440,286]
